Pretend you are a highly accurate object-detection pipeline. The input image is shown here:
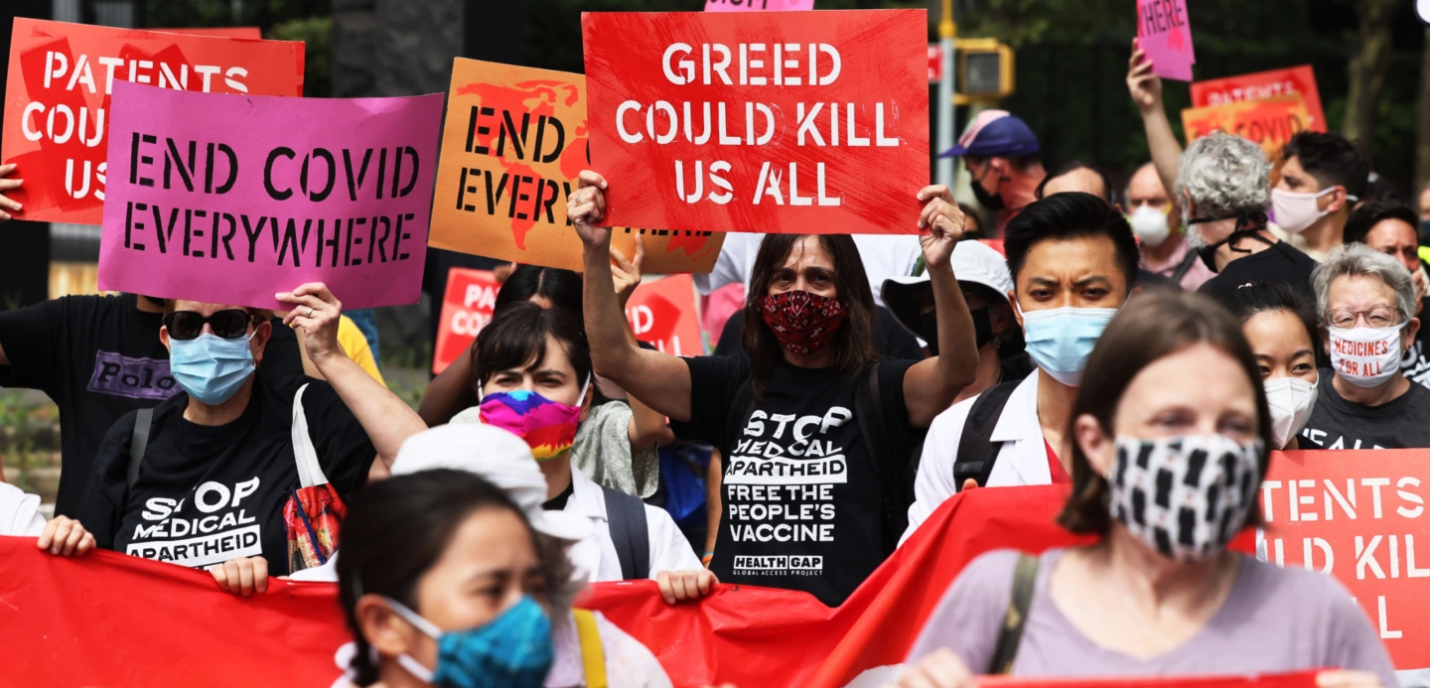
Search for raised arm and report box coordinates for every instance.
[1128,38,1181,198]
[278,283,427,467]
[902,186,978,428]
[608,235,670,451]
[568,171,695,422]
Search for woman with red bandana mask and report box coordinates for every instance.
[567,171,980,606]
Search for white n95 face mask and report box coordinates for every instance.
[1129,205,1170,246]
[1263,376,1317,449]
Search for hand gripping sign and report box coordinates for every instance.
[582,9,930,235]
[97,81,443,310]
[2,18,304,225]
[428,58,725,273]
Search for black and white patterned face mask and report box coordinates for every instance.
[1108,434,1263,563]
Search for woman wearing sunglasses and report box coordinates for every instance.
[77,283,427,595]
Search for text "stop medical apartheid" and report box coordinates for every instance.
[583,10,929,235]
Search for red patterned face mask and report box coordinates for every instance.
[759,291,849,355]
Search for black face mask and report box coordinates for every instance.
[970,166,1006,210]
[921,307,993,357]
[1186,211,1273,274]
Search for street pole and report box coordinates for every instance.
[936,0,957,188]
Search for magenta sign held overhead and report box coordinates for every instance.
[1137,0,1194,82]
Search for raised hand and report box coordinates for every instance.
[916,184,965,270]
[1127,38,1164,115]
[277,283,343,363]
[611,233,647,309]
[0,163,23,222]
[568,170,613,249]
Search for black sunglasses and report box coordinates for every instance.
[163,310,255,340]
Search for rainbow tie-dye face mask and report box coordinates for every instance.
[477,382,586,461]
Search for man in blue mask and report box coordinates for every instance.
[901,192,1141,545]
[77,284,428,595]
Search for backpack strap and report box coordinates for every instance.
[1170,249,1200,284]
[953,381,1019,490]
[853,362,905,556]
[987,553,1040,675]
[601,485,650,580]
[572,608,609,688]
[125,408,154,497]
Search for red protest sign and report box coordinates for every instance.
[2,18,305,225]
[1258,449,1430,669]
[432,267,500,375]
[1191,66,1327,134]
[154,27,264,39]
[626,274,703,356]
[582,10,930,235]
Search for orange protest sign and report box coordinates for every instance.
[1191,65,1326,133]
[432,267,500,374]
[1180,94,1311,159]
[1258,449,1430,669]
[626,274,703,356]
[428,58,725,273]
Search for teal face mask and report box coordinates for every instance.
[168,332,256,405]
[385,594,554,688]
[1018,305,1118,387]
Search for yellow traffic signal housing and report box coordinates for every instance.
[955,38,1015,104]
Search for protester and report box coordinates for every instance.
[422,263,666,499]
[77,284,426,592]
[900,192,1140,544]
[1302,244,1430,449]
[694,232,923,312]
[942,110,1046,232]
[1273,132,1368,260]
[1220,282,1324,450]
[897,291,1396,688]
[1127,162,1216,290]
[1345,200,1430,389]
[454,301,701,581]
[1126,41,1318,300]
[958,203,986,239]
[1035,160,1177,291]
[569,170,979,606]
[0,475,96,556]
[882,240,1032,403]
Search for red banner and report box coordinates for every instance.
[154,28,265,39]
[626,274,703,356]
[582,10,930,235]
[1,19,305,225]
[1191,66,1326,134]
[432,267,500,374]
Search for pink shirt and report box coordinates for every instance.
[1141,236,1217,291]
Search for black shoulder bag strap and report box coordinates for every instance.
[953,381,1019,490]
[602,485,651,580]
[1170,249,1200,284]
[987,553,1040,675]
[125,408,155,503]
[853,363,903,555]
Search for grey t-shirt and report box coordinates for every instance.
[906,549,1398,688]
[1302,370,1430,449]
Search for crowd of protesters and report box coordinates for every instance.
[0,31,1424,688]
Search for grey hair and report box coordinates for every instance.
[1174,132,1272,217]
[1312,243,1417,323]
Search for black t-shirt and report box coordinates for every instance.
[78,374,375,575]
[1198,241,1318,302]
[0,294,303,517]
[1301,370,1430,449]
[544,481,575,511]
[683,355,918,606]
[713,306,924,360]
[1401,299,1430,391]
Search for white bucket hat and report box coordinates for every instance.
[391,424,592,542]
[881,240,1016,337]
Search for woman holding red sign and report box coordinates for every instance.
[567,170,980,607]
[896,291,1394,688]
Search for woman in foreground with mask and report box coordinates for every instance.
[1220,282,1323,450]
[336,469,582,688]
[568,171,980,607]
[895,291,1395,688]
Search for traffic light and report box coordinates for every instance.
[954,38,1015,104]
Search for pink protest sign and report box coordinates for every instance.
[98,81,442,310]
[706,0,815,11]
[1137,0,1194,82]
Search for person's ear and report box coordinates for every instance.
[160,325,172,353]
[989,301,1013,335]
[1073,413,1115,478]
[356,595,423,660]
[578,379,594,423]
[1007,290,1024,330]
[1404,318,1421,353]
[1112,202,1125,215]
[1319,324,1331,356]
[990,157,1010,179]
[250,319,272,366]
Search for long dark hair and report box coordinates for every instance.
[337,470,572,686]
[495,265,584,325]
[742,234,880,399]
[1058,291,1272,535]
[472,301,592,395]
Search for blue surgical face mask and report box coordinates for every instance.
[1018,305,1118,387]
[168,332,256,405]
[385,594,553,688]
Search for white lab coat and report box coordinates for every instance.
[565,467,702,583]
[900,371,1053,545]
[0,482,46,536]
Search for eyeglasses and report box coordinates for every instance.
[1327,307,1400,330]
[163,310,255,340]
